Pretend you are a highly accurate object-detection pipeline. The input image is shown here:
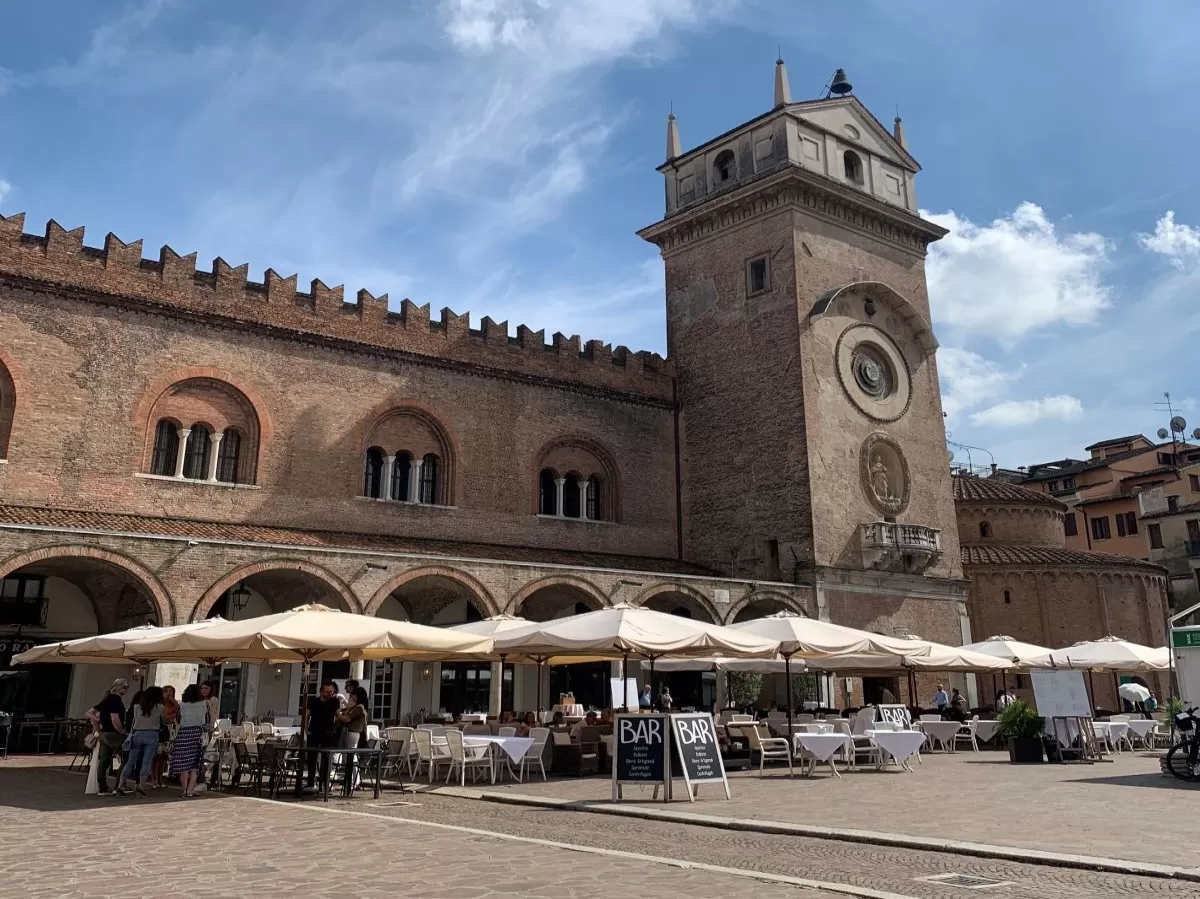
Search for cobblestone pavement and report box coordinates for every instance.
[342,790,1195,899]
[0,767,857,899]
[445,748,1191,867]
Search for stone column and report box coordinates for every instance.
[489,661,504,717]
[382,455,396,501]
[410,459,424,504]
[173,428,191,478]
[206,431,224,482]
[577,480,590,520]
[554,478,566,517]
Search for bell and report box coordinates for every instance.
[829,68,853,96]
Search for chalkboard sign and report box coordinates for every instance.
[611,713,669,801]
[670,713,731,801]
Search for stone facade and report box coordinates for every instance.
[955,475,1169,708]
[0,67,976,719]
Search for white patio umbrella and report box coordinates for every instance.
[490,603,779,711]
[11,618,226,666]
[959,635,1055,669]
[1026,636,1169,672]
[449,615,546,712]
[1119,682,1152,703]
[125,604,495,743]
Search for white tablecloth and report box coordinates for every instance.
[974,721,1000,743]
[1104,721,1130,748]
[269,726,300,739]
[793,732,851,762]
[464,736,534,764]
[918,720,960,749]
[866,730,925,770]
[552,704,584,718]
[1125,719,1156,742]
[460,713,488,723]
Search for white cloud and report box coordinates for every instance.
[970,395,1084,428]
[937,347,1018,420]
[924,202,1112,340]
[1138,210,1200,268]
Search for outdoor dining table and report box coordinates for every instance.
[865,730,925,772]
[433,735,534,783]
[291,745,383,802]
[916,720,961,752]
[269,726,301,739]
[792,732,852,777]
[1124,719,1157,746]
[973,720,1000,744]
[1097,721,1132,752]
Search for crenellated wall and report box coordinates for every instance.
[0,214,672,401]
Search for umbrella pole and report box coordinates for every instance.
[621,654,629,713]
[1113,671,1121,712]
[1086,669,1096,714]
[649,657,656,711]
[536,659,544,715]
[498,654,506,717]
[784,655,794,739]
[299,657,312,749]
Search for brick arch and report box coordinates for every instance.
[724,590,807,625]
[364,565,498,618]
[358,402,459,505]
[131,366,272,481]
[533,434,622,521]
[0,544,176,626]
[0,344,19,460]
[191,559,359,621]
[633,583,721,624]
[507,574,608,616]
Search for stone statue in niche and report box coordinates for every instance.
[870,456,892,502]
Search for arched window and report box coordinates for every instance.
[713,149,736,184]
[586,476,602,521]
[391,451,412,502]
[420,453,439,504]
[563,473,582,519]
[0,357,15,460]
[216,428,241,484]
[1003,589,1012,604]
[539,469,558,516]
[843,150,864,185]
[182,424,211,480]
[363,447,384,498]
[979,521,993,538]
[150,419,180,476]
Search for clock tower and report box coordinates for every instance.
[639,62,968,647]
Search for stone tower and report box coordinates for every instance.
[639,62,967,640]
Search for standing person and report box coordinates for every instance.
[659,686,673,713]
[201,681,220,729]
[170,684,208,798]
[305,681,342,791]
[1144,692,1159,717]
[995,689,1013,711]
[879,686,896,705]
[117,686,164,797]
[336,686,369,748]
[933,684,949,712]
[639,684,652,710]
[948,688,969,723]
[91,679,129,796]
[151,684,179,789]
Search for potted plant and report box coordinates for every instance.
[996,698,1044,763]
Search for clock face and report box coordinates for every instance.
[852,347,892,399]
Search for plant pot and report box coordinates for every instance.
[1008,736,1044,764]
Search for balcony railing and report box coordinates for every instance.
[861,522,942,574]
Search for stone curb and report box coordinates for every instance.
[425,784,1200,883]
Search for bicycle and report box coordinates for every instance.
[1165,706,1200,782]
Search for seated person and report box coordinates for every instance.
[598,708,614,727]
[452,712,463,725]
[516,711,538,737]
[570,711,599,739]
[499,710,515,726]
[549,711,566,728]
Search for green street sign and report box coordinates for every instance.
[1172,630,1200,648]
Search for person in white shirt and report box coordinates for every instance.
[995,689,1014,710]
[933,685,949,711]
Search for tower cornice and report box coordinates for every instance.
[638,164,947,257]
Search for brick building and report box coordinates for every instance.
[1,63,974,722]
[955,476,1168,708]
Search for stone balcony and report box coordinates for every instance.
[861,521,942,574]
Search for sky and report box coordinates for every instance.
[2,0,1200,470]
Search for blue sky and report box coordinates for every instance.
[3,0,1200,469]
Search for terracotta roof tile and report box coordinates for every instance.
[1084,434,1146,451]
[1142,500,1200,520]
[0,504,718,578]
[951,476,1066,509]
[961,544,1163,571]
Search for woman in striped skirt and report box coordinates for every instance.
[169,684,208,798]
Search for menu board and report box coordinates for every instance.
[612,713,669,801]
[1031,670,1092,718]
[670,712,731,801]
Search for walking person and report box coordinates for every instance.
[117,686,164,797]
[91,679,130,796]
[933,684,949,713]
[170,684,208,798]
[305,681,342,791]
[336,686,370,790]
[151,684,179,788]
